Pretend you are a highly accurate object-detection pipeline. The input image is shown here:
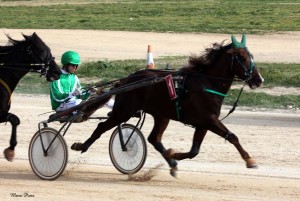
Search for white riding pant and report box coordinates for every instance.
[56,98,115,112]
[105,98,115,109]
[56,98,82,112]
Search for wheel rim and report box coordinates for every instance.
[110,127,145,172]
[30,131,67,178]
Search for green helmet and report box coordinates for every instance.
[61,51,80,65]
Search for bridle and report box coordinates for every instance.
[0,43,55,77]
[221,47,257,121]
[0,60,54,76]
[231,47,256,82]
[0,45,55,104]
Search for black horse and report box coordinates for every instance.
[71,34,264,177]
[0,33,61,161]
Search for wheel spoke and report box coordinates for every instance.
[29,128,68,180]
[109,124,147,174]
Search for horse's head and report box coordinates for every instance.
[228,34,264,89]
[23,33,61,81]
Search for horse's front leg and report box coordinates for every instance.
[208,118,257,168]
[225,131,257,168]
[3,113,20,161]
[164,127,207,161]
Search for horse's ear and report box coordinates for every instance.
[22,33,31,41]
[231,35,245,49]
[32,32,39,39]
[231,35,240,48]
[241,34,246,46]
[22,32,39,41]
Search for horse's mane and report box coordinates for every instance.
[0,33,42,48]
[180,40,231,73]
[7,35,21,45]
[0,33,46,55]
[0,34,26,53]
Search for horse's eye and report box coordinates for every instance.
[238,55,247,62]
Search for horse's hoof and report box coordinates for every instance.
[170,167,178,178]
[246,158,258,168]
[163,148,175,159]
[4,148,15,162]
[71,142,84,151]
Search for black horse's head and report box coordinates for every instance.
[22,32,61,81]
[228,34,264,89]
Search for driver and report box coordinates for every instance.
[50,51,114,113]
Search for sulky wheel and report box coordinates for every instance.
[109,124,147,174]
[28,127,68,180]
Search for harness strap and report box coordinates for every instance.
[173,76,184,121]
[0,63,45,73]
[175,95,181,120]
[203,88,227,97]
[0,79,12,104]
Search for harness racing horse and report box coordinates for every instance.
[71,34,264,177]
[0,33,61,161]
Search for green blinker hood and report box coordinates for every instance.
[231,34,246,48]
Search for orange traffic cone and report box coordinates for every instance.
[146,45,155,69]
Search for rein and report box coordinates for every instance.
[220,82,245,121]
[0,63,50,74]
[81,75,160,94]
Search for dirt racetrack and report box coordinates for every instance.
[0,30,300,201]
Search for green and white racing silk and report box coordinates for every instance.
[50,69,90,110]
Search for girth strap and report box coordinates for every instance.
[0,79,12,104]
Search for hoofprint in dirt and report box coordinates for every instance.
[0,94,299,201]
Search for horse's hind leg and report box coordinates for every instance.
[147,116,178,177]
[71,116,121,153]
[3,113,20,161]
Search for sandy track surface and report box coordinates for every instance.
[0,30,300,201]
[0,95,299,201]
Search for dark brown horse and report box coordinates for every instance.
[0,33,61,161]
[71,34,264,177]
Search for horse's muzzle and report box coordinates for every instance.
[46,70,61,82]
[247,74,264,89]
